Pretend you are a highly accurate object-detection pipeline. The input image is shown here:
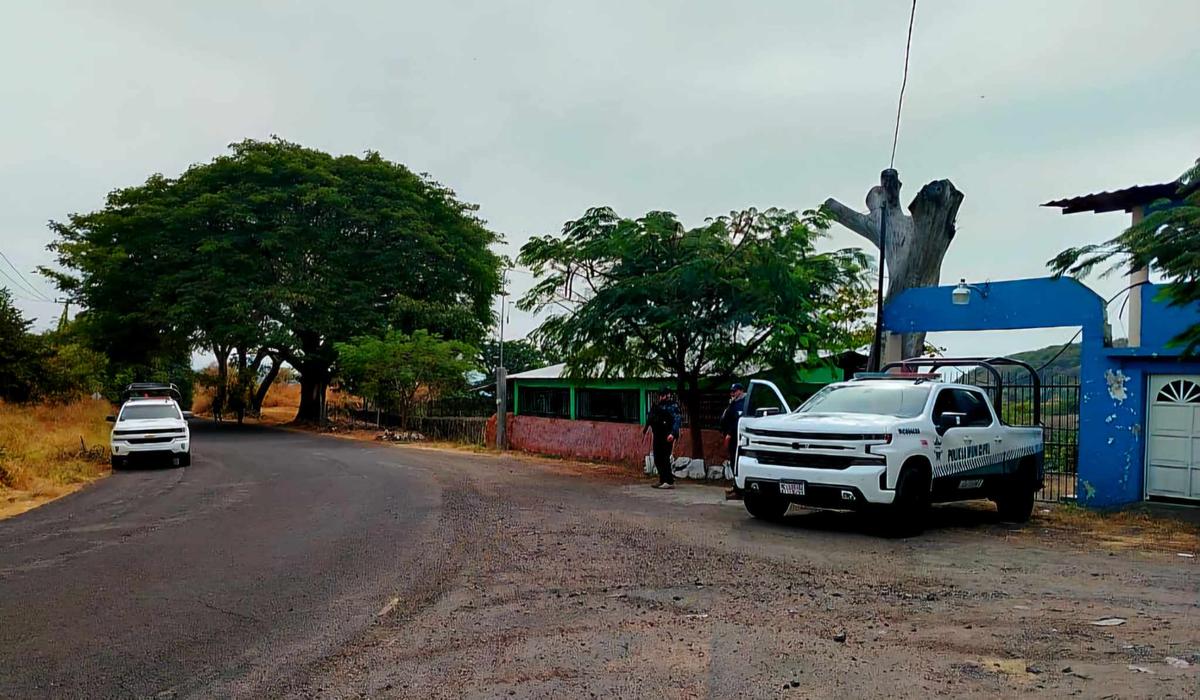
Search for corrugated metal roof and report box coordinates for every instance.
[506,363,570,380]
[1042,181,1180,214]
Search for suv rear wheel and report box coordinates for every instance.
[744,491,790,521]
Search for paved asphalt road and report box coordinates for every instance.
[0,422,443,698]
[2,422,1196,698]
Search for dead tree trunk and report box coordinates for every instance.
[825,171,964,360]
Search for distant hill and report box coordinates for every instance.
[1009,338,1128,378]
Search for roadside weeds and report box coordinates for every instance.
[0,399,111,520]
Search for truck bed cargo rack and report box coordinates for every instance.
[122,382,182,402]
[880,357,1041,425]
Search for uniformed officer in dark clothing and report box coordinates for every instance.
[720,383,748,499]
[644,390,682,489]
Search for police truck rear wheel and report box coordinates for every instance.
[744,491,789,521]
[996,459,1037,523]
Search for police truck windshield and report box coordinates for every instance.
[798,384,931,418]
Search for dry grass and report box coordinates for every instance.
[0,399,112,519]
[262,382,301,408]
[1029,502,1200,554]
[192,381,301,419]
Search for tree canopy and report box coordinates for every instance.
[336,329,475,423]
[477,339,556,381]
[45,138,502,420]
[1049,159,1200,351]
[518,205,869,457]
[0,288,108,402]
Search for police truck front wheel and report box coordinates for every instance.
[744,491,789,521]
[889,464,931,536]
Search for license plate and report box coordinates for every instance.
[779,481,806,496]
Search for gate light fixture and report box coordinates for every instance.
[952,279,990,306]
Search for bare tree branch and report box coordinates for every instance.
[823,198,879,248]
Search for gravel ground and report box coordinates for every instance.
[2,423,1195,699]
[286,445,1200,699]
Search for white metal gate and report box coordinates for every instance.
[1146,375,1200,501]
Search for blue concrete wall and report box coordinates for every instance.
[1139,283,1200,353]
[883,276,1200,507]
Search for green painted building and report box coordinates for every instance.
[508,353,862,427]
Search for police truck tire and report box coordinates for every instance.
[744,491,789,521]
[890,465,930,536]
[995,459,1036,523]
[996,488,1034,522]
[110,455,125,470]
[178,452,191,468]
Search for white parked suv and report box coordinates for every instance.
[108,392,192,469]
[736,359,1044,533]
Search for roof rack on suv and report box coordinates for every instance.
[880,357,1041,425]
[122,382,182,402]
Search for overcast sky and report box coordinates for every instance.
[2,1,1197,360]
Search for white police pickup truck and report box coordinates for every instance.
[735,359,1044,532]
[107,383,192,469]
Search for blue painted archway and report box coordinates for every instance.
[882,276,1140,507]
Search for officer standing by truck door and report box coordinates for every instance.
[644,390,682,489]
[720,383,748,500]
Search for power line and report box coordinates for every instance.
[0,283,54,304]
[889,0,918,169]
[1033,281,1149,373]
[0,269,49,302]
[0,250,52,301]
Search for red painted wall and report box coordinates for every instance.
[486,413,728,467]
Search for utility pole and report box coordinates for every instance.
[495,273,509,449]
[869,168,901,372]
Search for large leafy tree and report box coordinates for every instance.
[1049,159,1200,350]
[336,329,475,425]
[45,138,502,421]
[518,206,869,458]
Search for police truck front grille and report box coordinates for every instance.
[113,429,185,436]
[743,450,881,470]
[125,437,175,445]
[743,428,889,442]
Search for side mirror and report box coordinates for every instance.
[755,407,781,418]
[936,411,966,434]
[182,411,194,419]
[106,415,117,423]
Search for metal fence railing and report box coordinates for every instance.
[343,407,490,446]
[958,369,1079,503]
[646,390,729,429]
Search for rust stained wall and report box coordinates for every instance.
[487,413,727,467]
